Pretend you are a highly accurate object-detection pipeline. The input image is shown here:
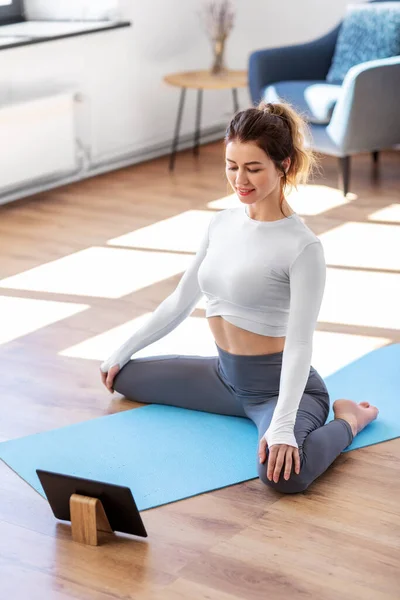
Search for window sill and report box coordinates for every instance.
[0,20,131,50]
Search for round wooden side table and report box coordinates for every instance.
[163,69,248,171]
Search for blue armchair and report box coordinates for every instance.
[248,0,400,195]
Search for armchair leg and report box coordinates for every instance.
[339,156,351,196]
[372,151,379,165]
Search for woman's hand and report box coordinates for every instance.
[258,437,301,483]
[100,364,120,394]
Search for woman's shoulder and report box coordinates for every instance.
[208,206,238,230]
[285,216,324,269]
[291,214,321,245]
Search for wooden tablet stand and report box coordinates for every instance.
[37,469,148,542]
[69,494,114,546]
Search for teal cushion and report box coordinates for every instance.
[263,81,342,125]
[327,2,400,84]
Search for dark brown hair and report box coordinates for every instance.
[225,100,317,213]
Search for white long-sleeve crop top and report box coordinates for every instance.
[101,206,326,449]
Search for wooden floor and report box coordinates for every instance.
[0,144,399,600]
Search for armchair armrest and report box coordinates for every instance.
[248,26,340,104]
[327,56,400,154]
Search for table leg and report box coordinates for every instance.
[169,87,186,171]
[193,89,203,156]
[232,88,239,113]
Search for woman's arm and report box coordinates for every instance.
[100,216,214,373]
[263,241,326,448]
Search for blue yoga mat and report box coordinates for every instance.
[0,344,399,511]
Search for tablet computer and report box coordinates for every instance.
[36,469,148,537]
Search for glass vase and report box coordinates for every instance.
[210,36,228,75]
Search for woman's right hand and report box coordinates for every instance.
[100,364,120,394]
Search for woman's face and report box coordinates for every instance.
[225,140,285,204]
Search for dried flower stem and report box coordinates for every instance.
[199,0,235,40]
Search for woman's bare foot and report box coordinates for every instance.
[333,399,379,437]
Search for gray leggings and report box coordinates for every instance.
[113,344,354,494]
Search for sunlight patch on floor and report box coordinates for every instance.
[207,193,240,210]
[107,210,215,253]
[60,313,217,362]
[322,268,400,330]
[0,247,193,299]
[311,331,390,378]
[0,295,89,345]
[207,184,354,216]
[286,183,355,215]
[367,204,400,223]
[60,311,390,380]
[319,221,400,270]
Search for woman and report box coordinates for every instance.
[100,101,378,494]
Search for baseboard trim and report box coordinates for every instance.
[0,123,227,207]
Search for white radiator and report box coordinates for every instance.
[0,92,78,192]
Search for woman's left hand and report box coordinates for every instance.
[258,437,301,483]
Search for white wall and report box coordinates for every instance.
[1,0,364,169]
[26,0,121,21]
